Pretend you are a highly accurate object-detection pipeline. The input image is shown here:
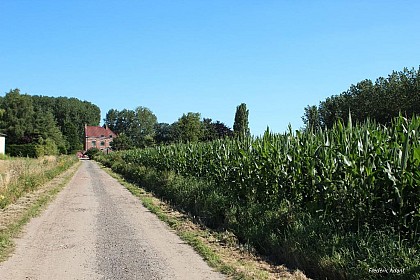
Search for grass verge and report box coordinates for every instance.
[0,156,77,209]
[0,160,80,261]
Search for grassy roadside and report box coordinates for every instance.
[99,163,307,280]
[0,160,80,261]
[0,156,78,209]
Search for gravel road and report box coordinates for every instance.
[0,160,225,280]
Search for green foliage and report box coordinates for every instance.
[33,110,66,153]
[6,138,60,158]
[97,115,420,280]
[6,144,37,158]
[0,89,100,154]
[302,105,321,131]
[0,89,35,144]
[105,107,232,146]
[172,112,203,142]
[201,118,233,141]
[308,67,420,128]
[233,103,250,139]
[211,120,234,139]
[201,118,217,141]
[110,132,134,151]
[32,95,100,149]
[104,107,157,148]
[154,122,175,144]
[0,155,77,209]
[35,138,59,157]
[134,106,157,145]
[84,148,101,159]
[154,118,232,145]
[62,121,82,153]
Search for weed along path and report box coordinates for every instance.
[0,160,225,280]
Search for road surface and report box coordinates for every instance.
[0,160,224,280]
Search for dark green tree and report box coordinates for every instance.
[104,106,157,148]
[302,105,321,132]
[32,95,100,150]
[110,132,134,151]
[0,90,100,154]
[201,118,233,141]
[0,89,35,144]
[233,103,250,139]
[133,106,157,148]
[33,108,66,153]
[173,112,203,142]
[115,109,136,135]
[310,66,420,129]
[201,118,217,141]
[154,123,175,144]
[62,121,82,152]
[213,121,234,138]
[104,109,119,132]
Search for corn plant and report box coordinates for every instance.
[99,115,420,240]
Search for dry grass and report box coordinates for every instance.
[0,156,75,209]
[0,159,24,190]
[0,157,56,190]
[0,161,80,260]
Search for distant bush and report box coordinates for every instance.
[35,138,59,157]
[6,144,37,158]
[84,148,101,160]
[7,138,62,158]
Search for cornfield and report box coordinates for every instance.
[106,116,419,233]
[98,115,420,279]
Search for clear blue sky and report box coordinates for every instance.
[1,1,419,136]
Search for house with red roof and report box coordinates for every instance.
[84,124,117,153]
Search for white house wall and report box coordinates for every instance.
[0,136,5,154]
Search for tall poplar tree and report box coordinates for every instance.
[233,103,250,139]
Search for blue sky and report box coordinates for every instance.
[1,1,419,136]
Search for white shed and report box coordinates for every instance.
[0,133,5,155]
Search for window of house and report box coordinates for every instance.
[91,141,96,147]
[109,135,113,138]
[101,134,104,138]
[100,141,105,146]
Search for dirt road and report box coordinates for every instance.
[0,160,225,280]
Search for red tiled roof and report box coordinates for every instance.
[85,126,117,138]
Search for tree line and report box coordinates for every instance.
[105,103,250,150]
[302,66,420,130]
[0,88,251,154]
[0,89,100,155]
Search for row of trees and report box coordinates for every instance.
[302,67,420,130]
[105,103,250,150]
[0,88,251,154]
[0,89,100,155]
